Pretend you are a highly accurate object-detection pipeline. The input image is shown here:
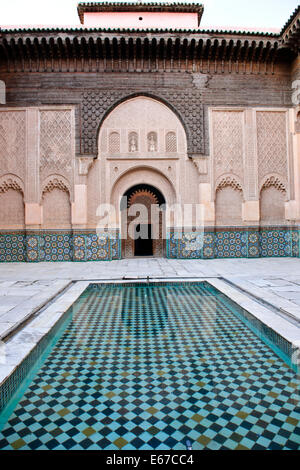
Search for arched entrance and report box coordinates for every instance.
[121,184,166,258]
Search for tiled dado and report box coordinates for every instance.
[0,227,299,262]
[0,231,121,262]
[167,227,300,260]
[72,232,120,262]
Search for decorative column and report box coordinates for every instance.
[25,108,42,228]
[242,109,260,224]
[289,108,300,223]
[192,156,215,224]
[24,108,43,262]
[71,156,95,227]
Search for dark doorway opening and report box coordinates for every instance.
[134,224,153,256]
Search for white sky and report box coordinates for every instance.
[0,0,299,31]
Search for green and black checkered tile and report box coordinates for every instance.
[0,283,299,450]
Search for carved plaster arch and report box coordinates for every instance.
[215,174,244,198]
[96,93,189,152]
[260,174,287,196]
[41,174,72,202]
[98,95,188,157]
[110,166,177,224]
[0,174,24,194]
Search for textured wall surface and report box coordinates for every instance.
[0,60,298,261]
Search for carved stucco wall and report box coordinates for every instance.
[39,109,74,193]
[81,91,203,156]
[42,188,72,229]
[99,96,187,157]
[211,108,290,226]
[215,186,243,227]
[257,111,288,225]
[0,111,26,228]
[0,188,25,228]
[212,110,244,187]
[0,107,75,229]
[257,111,288,187]
[0,111,26,179]
[260,186,286,225]
[0,104,294,230]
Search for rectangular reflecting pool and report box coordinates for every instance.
[0,282,299,450]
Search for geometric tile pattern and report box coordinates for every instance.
[0,282,299,450]
[167,231,204,259]
[167,228,298,260]
[0,232,25,262]
[259,229,292,258]
[0,228,299,262]
[291,229,300,258]
[214,231,248,259]
[39,232,73,262]
[73,232,120,262]
[0,231,121,262]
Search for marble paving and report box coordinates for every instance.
[0,258,300,341]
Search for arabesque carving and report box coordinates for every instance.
[212,111,244,183]
[0,176,24,194]
[261,175,287,194]
[39,110,73,181]
[216,176,243,193]
[257,111,288,184]
[0,111,26,177]
[42,177,70,197]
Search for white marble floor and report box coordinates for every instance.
[0,257,300,340]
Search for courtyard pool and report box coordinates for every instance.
[0,282,299,450]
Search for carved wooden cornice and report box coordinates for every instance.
[0,33,284,74]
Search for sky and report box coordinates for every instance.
[0,0,299,31]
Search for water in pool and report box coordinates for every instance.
[0,282,299,450]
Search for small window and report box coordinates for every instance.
[165,131,177,153]
[109,132,120,154]
[147,132,157,152]
[129,132,138,152]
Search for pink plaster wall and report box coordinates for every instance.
[83,12,198,29]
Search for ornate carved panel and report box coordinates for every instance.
[39,110,73,183]
[0,111,26,178]
[165,131,177,153]
[148,132,158,152]
[42,177,70,197]
[212,111,244,188]
[0,175,24,194]
[257,111,288,184]
[128,132,139,152]
[108,131,120,154]
[261,175,287,193]
[81,90,204,156]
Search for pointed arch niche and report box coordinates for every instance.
[98,95,187,157]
